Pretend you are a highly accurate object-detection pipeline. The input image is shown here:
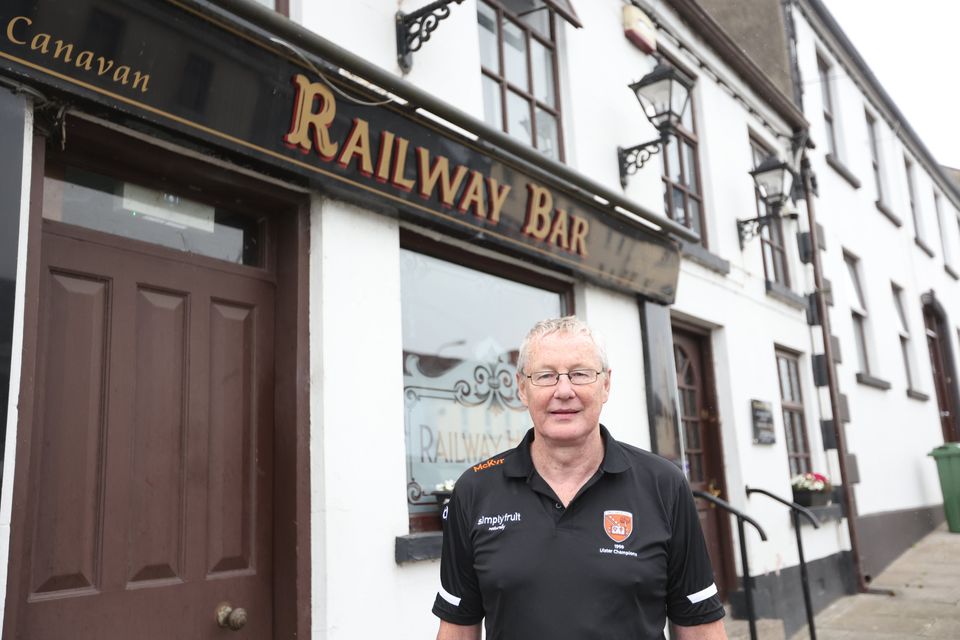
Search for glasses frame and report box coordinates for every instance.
[523,369,605,387]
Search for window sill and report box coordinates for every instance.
[875,200,902,227]
[395,532,442,564]
[825,154,862,189]
[915,236,935,257]
[856,372,891,390]
[907,388,930,401]
[946,264,959,281]
[797,502,844,526]
[765,280,806,309]
[679,239,730,275]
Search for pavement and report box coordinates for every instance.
[788,524,960,640]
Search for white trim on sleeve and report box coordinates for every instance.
[438,586,462,607]
[686,582,718,604]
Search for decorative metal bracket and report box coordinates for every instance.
[617,131,670,188]
[396,0,465,74]
[737,211,798,249]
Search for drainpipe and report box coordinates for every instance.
[800,151,868,593]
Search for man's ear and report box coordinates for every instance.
[517,371,528,406]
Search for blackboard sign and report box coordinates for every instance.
[751,400,775,445]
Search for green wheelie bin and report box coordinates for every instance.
[929,443,960,533]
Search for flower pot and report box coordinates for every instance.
[792,489,830,508]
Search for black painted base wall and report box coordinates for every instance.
[729,551,856,638]
[857,504,943,582]
[728,503,945,637]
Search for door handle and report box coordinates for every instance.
[707,480,722,508]
[216,602,248,631]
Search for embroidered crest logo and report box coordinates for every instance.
[603,510,633,543]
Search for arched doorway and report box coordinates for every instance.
[922,291,960,442]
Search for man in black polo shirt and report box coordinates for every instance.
[433,317,727,640]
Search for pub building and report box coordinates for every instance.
[0,1,693,638]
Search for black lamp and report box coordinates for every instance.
[738,155,797,248]
[618,63,695,187]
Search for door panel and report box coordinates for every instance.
[672,327,734,599]
[924,304,959,442]
[18,225,274,639]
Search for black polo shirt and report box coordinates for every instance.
[432,425,724,639]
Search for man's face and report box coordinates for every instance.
[517,331,611,445]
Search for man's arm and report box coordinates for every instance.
[436,620,482,640]
[673,620,728,640]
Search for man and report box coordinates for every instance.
[433,316,727,640]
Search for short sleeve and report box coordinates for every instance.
[665,478,726,626]
[432,489,485,625]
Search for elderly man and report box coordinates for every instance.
[432,316,727,640]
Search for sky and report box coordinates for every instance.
[821,1,960,169]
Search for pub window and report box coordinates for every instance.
[817,53,838,157]
[750,136,789,286]
[661,64,705,243]
[865,110,886,205]
[400,238,569,532]
[776,349,811,476]
[843,251,872,375]
[905,156,925,242]
[478,0,565,160]
[891,283,916,390]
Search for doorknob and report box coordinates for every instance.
[706,480,722,508]
[216,602,248,631]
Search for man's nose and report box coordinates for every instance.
[553,375,576,396]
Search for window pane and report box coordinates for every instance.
[684,142,699,192]
[506,90,532,143]
[672,187,686,226]
[43,165,261,265]
[531,39,555,107]
[478,2,499,72]
[400,250,562,532]
[667,137,682,184]
[901,337,914,388]
[506,0,551,37]
[482,74,502,128]
[535,107,559,160]
[852,313,869,373]
[688,198,702,236]
[503,20,528,89]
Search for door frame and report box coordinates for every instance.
[922,291,960,443]
[3,115,311,638]
[670,319,737,600]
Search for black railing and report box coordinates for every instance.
[745,486,821,640]
[692,490,768,640]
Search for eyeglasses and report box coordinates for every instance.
[524,369,604,387]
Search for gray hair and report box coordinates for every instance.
[517,316,609,373]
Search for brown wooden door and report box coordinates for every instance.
[15,223,275,639]
[924,303,959,442]
[672,327,735,599]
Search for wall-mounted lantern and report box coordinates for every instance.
[737,155,797,248]
[617,63,694,188]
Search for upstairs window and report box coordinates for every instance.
[776,349,811,476]
[891,283,916,391]
[905,156,925,241]
[844,251,872,375]
[865,110,886,205]
[478,0,566,160]
[751,137,789,286]
[817,54,838,156]
[661,69,705,242]
[934,190,953,267]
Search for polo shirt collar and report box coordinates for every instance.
[503,424,630,478]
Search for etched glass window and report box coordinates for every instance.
[400,249,565,531]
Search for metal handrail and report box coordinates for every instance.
[746,486,821,640]
[692,490,767,640]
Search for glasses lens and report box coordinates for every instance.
[531,371,559,386]
[568,370,598,385]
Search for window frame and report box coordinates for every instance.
[905,156,925,241]
[891,282,916,390]
[399,229,574,533]
[865,109,886,204]
[775,348,812,476]
[478,0,565,161]
[660,57,706,244]
[843,251,872,374]
[750,136,790,287]
[817,53,838,156]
